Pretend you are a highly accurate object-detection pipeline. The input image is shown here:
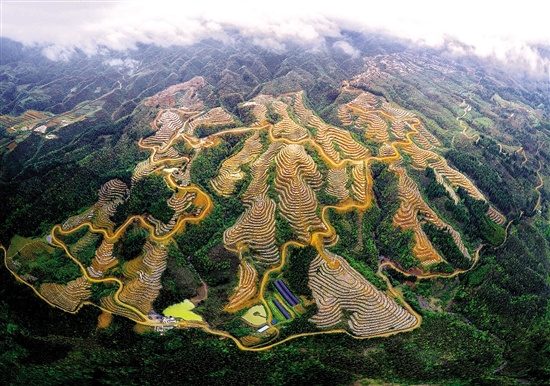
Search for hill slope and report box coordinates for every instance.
[1,38,549,384]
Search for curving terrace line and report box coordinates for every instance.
[308,250,419,336]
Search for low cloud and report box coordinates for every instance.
[2,1,548,76]
[103,58,139,74]
[333,41,360,58]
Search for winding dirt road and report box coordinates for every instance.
[2,90,496,351]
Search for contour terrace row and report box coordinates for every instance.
[429,158,506,225]
[291,91,371,162]
[87,240,117,278]
[390,121,407,140]
[118,241,167,315]
[274,144,325,243]
[132,158,157,184]
[70,232,100,257]
[351,162,370,204]
[413,121,441,147]
[62,179,129,234]
[355,110,390,142]
[312,117,371,163]
[271,100,309,141]
[211,131,263,196]
[348,92,378,110]
[186,107,234,136]
[143,110,183,147]
[378,142,397,157]
[326,166,350,202]
[392,167,443,265]
[308,250,418,337]
[381,102,415,120]
[40,276,92,313]
[100,293,144,322]
[152,146,182,163]
[337,105,354,126]
[223,194,279,266]
[240,101,267,126]
[290,91,314,126]
[242,142,283,203]
[225,259,259,312]
[148,190,196,237]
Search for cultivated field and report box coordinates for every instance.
[2,79,505,349]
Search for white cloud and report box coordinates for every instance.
[1,0,548,76]
[103,58,139,74]
[333,41,360,58]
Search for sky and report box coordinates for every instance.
[1,0,549,76]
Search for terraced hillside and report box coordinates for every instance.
[3,75,518,350]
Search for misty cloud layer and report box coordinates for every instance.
[2,1,548,76]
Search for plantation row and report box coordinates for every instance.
[224,259,258,312]
[62,178,129,233]
[393,167,471,266]
[118,241,167,315]
[274,144,325,243]
[309,251,418,336]
[142,110,183,147]
[3,81,511,348]
[40,87,235,324]
[40,276,91,313]
[271,100,309,141]
[326,167,349,201]
[223,194,279,265]
[87,240,116,278]
[211,131,263,196]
